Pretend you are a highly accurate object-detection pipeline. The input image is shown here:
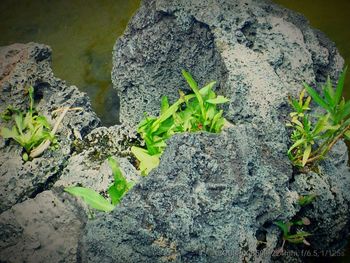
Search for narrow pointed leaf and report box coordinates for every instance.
[160,96,169,114]
[199,81,216,97]
[334,66,347,105]
[303,83,330,111]
[340,100,350,120]
[206,95,230,104]
[64,187,114,212]
[302,144,312,167]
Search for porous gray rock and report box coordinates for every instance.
[55,124,140,193]
[0,190,86,263]
[0,43,100,213]
[82,0,350,262]
[0,43,102,262]
[81,126,297,262]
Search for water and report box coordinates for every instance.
[0,0,141,126]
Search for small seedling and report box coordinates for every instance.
[65,157,134,212]
[0,87,56,160]
[287,67,350,167]
[298,194,317,206]
[132,70,229,175]
[274,219,312,253]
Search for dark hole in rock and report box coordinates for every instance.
[255,228,268,252]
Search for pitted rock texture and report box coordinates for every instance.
[0,190,86,263]
[0,43,103,263]
[0,43,100,213]
[112,0,228,130]
[55,124,140,194]
[81,0,350,262]
[82,127,295,263]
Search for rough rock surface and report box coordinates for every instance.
[55,124,140,193]
[0,43,103,262]
[82,126,295,262]
[82,0,350,262]
[0,190,86,263]
[0,43,100,213]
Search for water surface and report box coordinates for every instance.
[0,0,141,126]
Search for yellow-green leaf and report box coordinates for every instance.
[131,146,160,175]
[64,187,114,212]
[206,95,229,104]
[302,145,312,167]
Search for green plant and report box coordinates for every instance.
[132,70,229,175]
[287,67,350,167]
[64,157,134,212]
[0,86,56,161]
[298,194,317,206]
[274,219,311,252]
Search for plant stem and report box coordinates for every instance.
[305,124,350,164]
[29,106,70,158]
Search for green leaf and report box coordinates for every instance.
[206,95,230,104]
[160,96,169,114]
[14,113,24,134]
[323,78,335,108]
[298,194,317,206]
[182,70,205,119]
[131,146,160,175]
[291,98,302,112]
[334,66,347,105]
[34,115,51,129]
[303,83,330,111]
[210,110,223,132]
[274,221,289,237]
[199,81,216,97]
[344,130,350,141]
[64,187,114,212]
[107,157,133,205]
[205,106,216,121]
[302,144,312,167]
[340,100,350,120]
[1,127,16,139]
[286,232,312,244]
[287,139,305,154]
[108,157,123,181]
[312,114,329,135]
[151,98,183,132]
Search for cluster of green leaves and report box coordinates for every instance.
[0,87,56,161]
[274,193,316,252]
[287,67,350,167]
[132,70,229,175]
[274,219,311,247]
[64,157,134,212]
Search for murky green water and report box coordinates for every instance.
[0,0,140,126]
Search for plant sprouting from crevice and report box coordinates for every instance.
[65,157,134,213]
[287,67,350,168]
[0,86,57,161]
[132,70,229,175]
[274,218,312,254]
